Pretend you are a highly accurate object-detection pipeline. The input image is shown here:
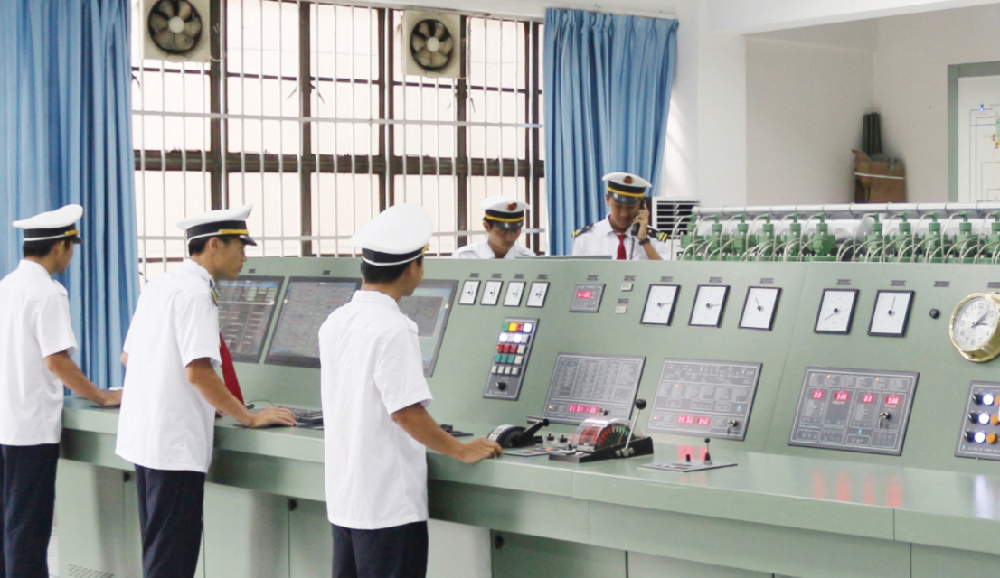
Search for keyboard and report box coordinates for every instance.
[281,407,323,425]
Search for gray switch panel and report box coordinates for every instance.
[956,381,1000,460]
[483,318,539,401]
[542,353,645,424]
[569,284,605,313]
[646,359,761,441]
[789,367,918,455]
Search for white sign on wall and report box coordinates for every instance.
[958,76,1000,202]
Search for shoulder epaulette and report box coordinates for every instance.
[572,223,595,238]
[647,227,668,242]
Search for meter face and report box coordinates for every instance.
[815,289,859,334]
[740,286,781,331]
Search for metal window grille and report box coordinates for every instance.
[131,0,546,283]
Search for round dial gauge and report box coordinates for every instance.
[949,293,1000,362]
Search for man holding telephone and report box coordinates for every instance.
[571,172,671,260]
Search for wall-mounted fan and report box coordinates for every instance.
[143,0,211,62]
[402,12,462,79]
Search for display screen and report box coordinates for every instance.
[216,276,284,363]
[265,277,360,368]
[834,391,850,402]
[886,395,901,406]
[812,390,824,400]
[568,404,601,415]
[398,279,458,377]
[577,291,593,299]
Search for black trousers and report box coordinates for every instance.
[332,521,429,578]
[0,443,59,578]
[135,465,206,578]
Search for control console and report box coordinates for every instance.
[483,318,539,400]
[646,359,761,441]
[789,367,918,455]
[956,381,1000,459]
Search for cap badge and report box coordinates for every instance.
[506,202,518,211]
[624,176,634,184]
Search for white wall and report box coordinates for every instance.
[745,31,874,205]
[874,3,1000,202]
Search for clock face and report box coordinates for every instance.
[689,285,729,327]
[740,286,781,331]
[504,282,525,307]
[815,289,859,334]
[459,280,480,305]
[526,282,549,308]
[481,281,503,306]
[950,294,1000,355]
[868,290,913,337]
[641,284,679,325]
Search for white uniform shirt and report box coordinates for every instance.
[319,290,434,529]
[452,239,535,259]
[116,260,222,472]
[0,260,78,445]
[571,217,672,260]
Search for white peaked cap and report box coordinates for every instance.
[14,204,84,241]
[351,204,433,266]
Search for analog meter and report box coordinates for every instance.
[815,289,859,334]
[950,293,1000,362]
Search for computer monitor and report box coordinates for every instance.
[398,279,458,377]
[216,276,285,363]
[265,276,361,368]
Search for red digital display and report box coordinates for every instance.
[684,415,696,425]
[812,390,825,400]
[834,392,849,402]
[676,415,686,424]
[862,394,874,404]
[568,404,600,414]
[697,416,711,426]
[576,291,593,299]
[885,395,901,406]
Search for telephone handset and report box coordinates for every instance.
[630,198,647,237]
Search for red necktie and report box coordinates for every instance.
[219,334,245,404]
[616,234,627,260]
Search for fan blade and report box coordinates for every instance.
[175,33,194,52]
[410,36,426,51]
[438,37,453,55]
[177,1,192,20]
[417,22,430,38]
[155,30,176,51]
[430,51,448,68]
[430,22,444,39]
[416,48,432,67]
[184,19,202,36]
[149,14,168,34]
[157,0,175,18]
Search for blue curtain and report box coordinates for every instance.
[0,0,139,389]
[544,9,678,255]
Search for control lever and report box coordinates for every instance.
[521,417,550,445]
[878,411,892,429]
[703,438,713,465]
[620,398,647,457]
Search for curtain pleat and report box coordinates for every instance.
[543,9,678,255]
[0,0,139,389]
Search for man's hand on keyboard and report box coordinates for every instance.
[248,407,298,428]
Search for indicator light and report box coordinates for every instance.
[989,433,998,444]
[975,431,988,444]
[499,333,509,343]
[985,394,996,406]
[978,413,991,425]
[992,415,999,426]
[523,322,534,333]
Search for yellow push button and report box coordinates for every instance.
[988,433,997,444]
[992,415,1000,426]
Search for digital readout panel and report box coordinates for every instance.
[956,381,1000,460]
[569,284,605,313]
[646,359,761,441]
[483,318,539,401]
[789,367,918,455]
[542,353,645,425]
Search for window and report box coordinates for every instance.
[131,1,545,282]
